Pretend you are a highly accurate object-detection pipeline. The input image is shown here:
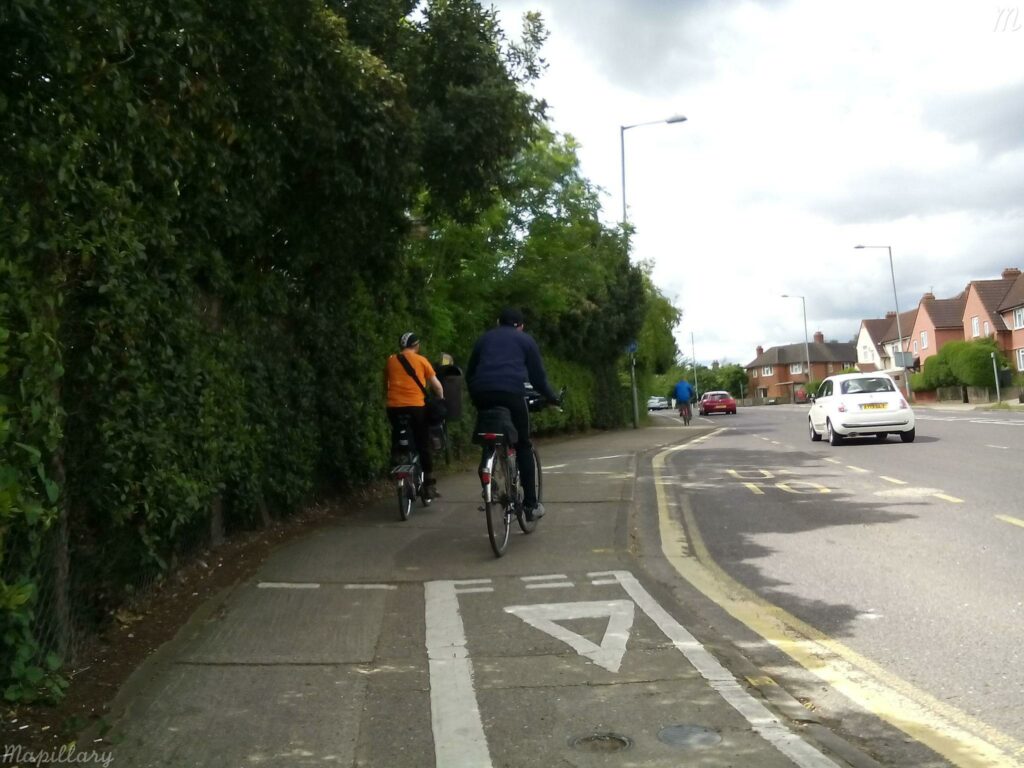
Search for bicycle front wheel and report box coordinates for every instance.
[486,452,512,557]
[517,447,541,534]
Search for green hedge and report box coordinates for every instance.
[0,0,670,703]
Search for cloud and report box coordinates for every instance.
[525,0,788,92]
[924,81,1024,158]
[809,155,1024,224]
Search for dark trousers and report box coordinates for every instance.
[471,391,537,507]
[387,406,433,474]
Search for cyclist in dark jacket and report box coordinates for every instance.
[467,308,560,520]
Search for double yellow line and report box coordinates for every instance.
[653,436,1024,768]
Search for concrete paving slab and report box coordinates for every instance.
[108,665,366,768]
[178,583,387,664]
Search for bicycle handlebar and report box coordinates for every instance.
[524,384,566,413]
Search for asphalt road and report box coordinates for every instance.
[654,404,1024,763]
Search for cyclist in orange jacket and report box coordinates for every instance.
[385,332,444,499]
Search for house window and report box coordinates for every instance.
[984,320,990,336]
[1015,308,1024,329]
[790,362,803,374]
[762,365,773,376]
[921,331,928,349]
[913,340,918,354]
[752,368,758,379]
[827,363,834,373]
[1018,348,1024,372]
[971,316,980,337]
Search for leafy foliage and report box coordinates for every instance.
[0,0,679,703]
[913,338,1006,391]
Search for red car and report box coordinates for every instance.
[698,390,737,415]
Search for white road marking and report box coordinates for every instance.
[880,476,906,485]
[590,571,840,768]
[344,584,397,590]
[454,579,494,594]
[505,600,635,673]
[425,580,491,768]
[985,444,1009,450]
[257,582,320,589]
[522,574,574,590]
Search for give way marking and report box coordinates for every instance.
[424,571,840,768]
[504,600,634,673]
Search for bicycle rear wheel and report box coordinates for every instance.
[397,478,413,521]
[517,447,541,534]
[485,451,512,557]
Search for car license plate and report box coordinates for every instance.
[861,403,886,410]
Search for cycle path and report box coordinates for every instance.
[95,420,888,767]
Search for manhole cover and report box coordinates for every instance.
[569,733,632,753]
[657,724,722,749]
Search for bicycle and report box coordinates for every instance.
[679,401,692,426]
[390,414,433,521]
[474,387,561,557]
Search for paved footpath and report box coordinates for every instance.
[93,421,911,767]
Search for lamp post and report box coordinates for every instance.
[620,113,687,428]
[620,114,687,224]
[691,332,700,400]
[855,245,911,397]
[781,294,812,398]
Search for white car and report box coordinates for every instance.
[646,396,669,410]
[808,372,915,445]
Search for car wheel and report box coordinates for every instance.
[900,428,916,443]
[875,433,888,442]
[827,419,843,446]
[808,418,821,442]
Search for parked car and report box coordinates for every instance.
[646,395,669,410]
[698,391,737,415]
[808,372,915,445]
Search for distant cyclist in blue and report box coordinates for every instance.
[674,379,695,420]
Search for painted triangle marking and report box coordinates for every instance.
[504,600,635,673]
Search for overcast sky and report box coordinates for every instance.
[488,0,1024,365]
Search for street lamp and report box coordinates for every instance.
[620,113,687,428]
[620,115,687,224]
[781,294,812,396]
[691,331,700,400]
[855,245,911,397]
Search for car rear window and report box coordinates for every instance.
[840,377,896,394]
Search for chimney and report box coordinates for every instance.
[885,311,896,319]
[1003,267,1021,279]
[921,292,935,301]
[756,345,764,356]
[813,331,824,343]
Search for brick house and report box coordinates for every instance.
[855,309,917,372]
[745,332,856,402]
[995,270,1024,371]
[899,268,1024,370]
[906,292,967,367]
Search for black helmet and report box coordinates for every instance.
[498,308,524,327]
[399,332,419,349]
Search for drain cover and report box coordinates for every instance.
[569,733,632,753]
[657,724,722,748]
